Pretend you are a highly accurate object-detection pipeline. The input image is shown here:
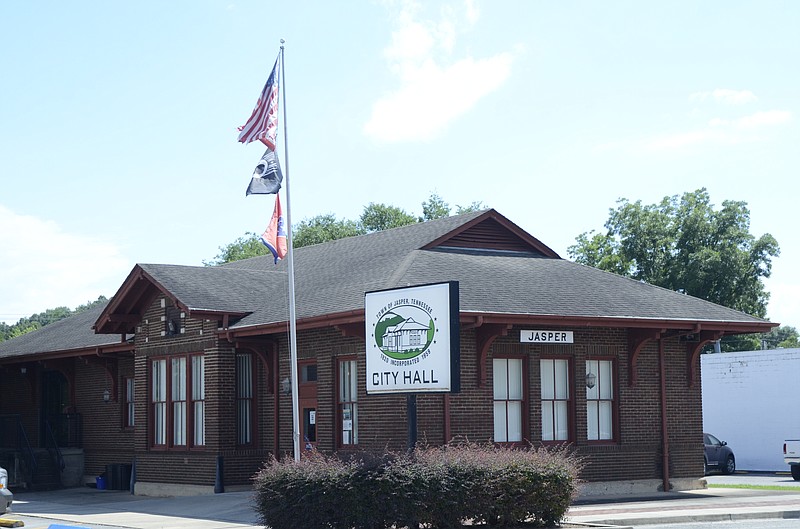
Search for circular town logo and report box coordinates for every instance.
[373,301,436,361]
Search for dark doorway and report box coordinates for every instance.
[40,370,69,446]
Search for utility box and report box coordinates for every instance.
[105,463,132,491]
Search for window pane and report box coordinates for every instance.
[192,356,205,400]
[302,364,317,382]
[587,401,598,440]
[540,359,554,399]
[493,402,507,442]
[507,401,522,442]
[554,359,569,399]
[173,401,186,445]
[237,399,251,444]
[493,359,508,400]
[542,401,554,441]
[172,358,186,400]
[599,360,613,399]
[586,360,599,400]
[154,403,166,445]
[508,359,523,400]
[153,360,166,401]
[599,401,613,440]
[126,378,135,428]
[554,400,568,441]
[194,401,205,445]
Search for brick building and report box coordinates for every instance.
[0,209,775,495]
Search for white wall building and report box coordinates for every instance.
[702,348,800,471]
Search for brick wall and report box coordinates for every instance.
[72,293,702,487]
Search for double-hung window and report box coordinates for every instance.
[191,356,205,446]
[236,353,254,445]
[540,358,570,442]
[493,357,524,443]
[151,354,205,448]
[337,358,358,446]
[586,359,614,441]
[124,377,135,428]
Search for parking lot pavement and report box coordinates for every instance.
[7,487,261,529]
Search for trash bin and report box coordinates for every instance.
[106,464,132,490]
[96,475,107,490]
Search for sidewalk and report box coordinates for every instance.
[6,478,800,529]
[568,486,800,527]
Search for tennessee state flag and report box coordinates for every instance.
[260,195,287,263]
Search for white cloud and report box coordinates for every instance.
[643,109,791,151]
[366,0,513,142]
[0,205,132,324]
[689,88,758,105]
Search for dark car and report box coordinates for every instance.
[704,432,735,475]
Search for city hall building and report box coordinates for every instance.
[0,209,774,495]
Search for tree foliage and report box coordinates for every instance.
[568,188,780,319]
[293,214,364,247]
[0,296,108,343]
[203,232,271,266]
[207,193,488,266]
[724,325,800,352]
[360,203,416,232]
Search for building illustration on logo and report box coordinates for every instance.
[374,305,435,361]
[382,317,429,352]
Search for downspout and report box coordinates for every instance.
[273,343,280,455]
[659,338,670,492]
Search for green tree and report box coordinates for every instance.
[360,203,417,233]
[455,201,487,214]
[293,214,364,247]
[568,188,780,319]
[206,193,487,265]
[204,232,270,266]
[421,193,450,221]
[728,325,800,351]
[0,296,110,342]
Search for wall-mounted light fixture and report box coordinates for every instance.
[20,367,27,374]
[103,389,111,403]
[281,377,291,395]
[585,371,596,389]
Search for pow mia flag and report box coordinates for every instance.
[245,147,284,196]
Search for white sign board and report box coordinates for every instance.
[365,282,460,394]
[520,330,574,344]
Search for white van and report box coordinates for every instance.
[0,466,12,515]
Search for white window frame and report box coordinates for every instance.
[338,358,358,447]
[493,357,525,443]
[586,359,615,441]
[541,358,571,442]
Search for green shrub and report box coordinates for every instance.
[252,443,581,529]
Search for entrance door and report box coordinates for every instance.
[40,370,69,446]
[298,362,317,451]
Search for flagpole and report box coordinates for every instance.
[279,40,302,462]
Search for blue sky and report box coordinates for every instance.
[1,1,798,330]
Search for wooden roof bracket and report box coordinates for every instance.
[687,330,724,388]
[476,323,513,388]
[335,323,366,340]
[628,328,665,387]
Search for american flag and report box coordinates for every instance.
[238,55,280,149]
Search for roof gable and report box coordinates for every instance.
[423,211,560,257]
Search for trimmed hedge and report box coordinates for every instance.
[253,444,581,529]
